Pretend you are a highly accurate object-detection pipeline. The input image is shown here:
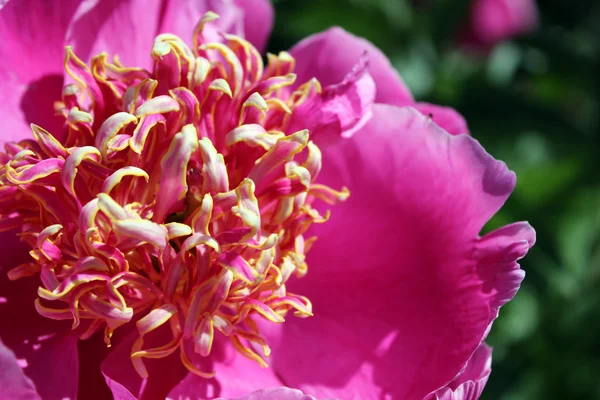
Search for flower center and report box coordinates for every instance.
[0,12,348,377]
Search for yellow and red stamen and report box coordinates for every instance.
[0,12,348,377]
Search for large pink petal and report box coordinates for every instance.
[0,0,79,145]
[267,105,533,399]
[0,232,80,400]
[167,342,284,399]
[225,387,316,400]
[77,334,114,400]
[102,327,283,399]
[289,27,414,107]
[232,0,274,53]
[158,0,243,50]
[65,0,165,69]
[0,338,40,400]
[66,0,268,71]
[101,327,188,400]
[425,343,492,400]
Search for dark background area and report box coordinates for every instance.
[268,0,600,398]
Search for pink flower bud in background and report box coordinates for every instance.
[466,0,538,47]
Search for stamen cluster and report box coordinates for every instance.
[0,12,348,377]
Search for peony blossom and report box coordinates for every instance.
[0,1,534,400]
[464,0,539,47]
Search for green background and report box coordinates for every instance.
[267,0,600,398]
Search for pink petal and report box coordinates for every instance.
[102,328,283,399]
[232,0,274,53]
[0,0,79,144]
[470,0,538,45]
[286,57,375,140]
[425,344,493,400]
[103,378,138,400]
[167,337,284,399]
[65,0,164,70]
[77,335,114,400]
[224,387,316,400]
[266,105,533,398]
[0,231,79,400]
[289,27,414,107]
[0,338,40,400]
[158,0,244,50]
[102,327,188,400]
[414,102,470,136]
[475,221,535,325]
[66,0,267,71]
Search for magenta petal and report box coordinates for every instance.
[475,221,535,324]
[66,0,254,70]
[158,0,244,49]
[0,0,79,145]
[102,327,283,399]
[103,378,138,400]
[233,0,274,53]
[414,102,470,136]
[0,232,80,400]
[267,105,531,398]
[289,27,414,107]
[0,338,40,400]
[224,387,316,400]
[286,57,375,140]
[168,335,284,399]
[65,0,165,69]
[101,328,188,400]
[77,335,113,400]
[0,301,77,396]
[426,344,493,400]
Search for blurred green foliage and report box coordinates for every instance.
[268,0,600,398]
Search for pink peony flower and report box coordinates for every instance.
[0,1,534,399]
[465,0,539,47]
